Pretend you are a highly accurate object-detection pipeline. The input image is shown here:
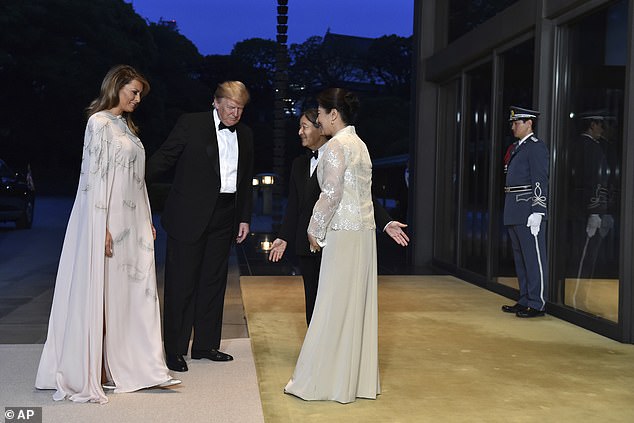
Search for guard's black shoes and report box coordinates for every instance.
[502,303,528,313]
[516,307,545,318]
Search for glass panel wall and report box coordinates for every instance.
[434,79,462,265]
[460,63,492,275]
[554,0,627,323]
[492,39,535,290]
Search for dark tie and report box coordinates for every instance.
[310,150,318,159]
[219,122,236,133]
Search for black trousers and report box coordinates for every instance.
[298,254,322,325]
[163,195,235,355]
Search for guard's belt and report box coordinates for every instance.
[504,185,532,193]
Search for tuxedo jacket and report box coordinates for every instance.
[146,112,254,243]
[279,152,391,256]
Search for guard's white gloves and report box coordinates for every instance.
[527,213,543,236]
[586,214,602,237]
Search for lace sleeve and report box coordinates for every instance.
[307,139,346,242]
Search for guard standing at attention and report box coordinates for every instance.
[501,106,549,318]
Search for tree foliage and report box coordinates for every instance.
[365,35,413,95]
[287,33,413,158]
[1,0,156,190]
[0,0,412,192]
[231,38,277,76]
[0,0,212,191]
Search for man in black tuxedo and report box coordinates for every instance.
[269,109,408,324]
[146,81,253,372]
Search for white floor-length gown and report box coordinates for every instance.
[35,111,172,403]
[285,125,380,403]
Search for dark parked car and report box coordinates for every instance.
[0,159,35,229]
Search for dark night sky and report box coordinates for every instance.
[126,0,414,55]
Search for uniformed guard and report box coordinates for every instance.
[501,106,549,317]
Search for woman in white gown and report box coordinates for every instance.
[35,65,179,404]
[285,88,380,403]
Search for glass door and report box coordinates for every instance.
[460,62,492,276]
[491,39,535,290]
[434,79,462,266]
[552,0,627,325]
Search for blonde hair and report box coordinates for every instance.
[86,64,150,135]
[214,81,250,105]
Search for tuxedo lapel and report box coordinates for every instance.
[307,170,319,192]
[204,113,221,177]
[236,126,249,185]
[304,160,321,206]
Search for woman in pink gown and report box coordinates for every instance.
[35,65,179,404]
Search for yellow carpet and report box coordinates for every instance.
[241,275,634,423]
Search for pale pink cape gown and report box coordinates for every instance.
[35,111,171,403]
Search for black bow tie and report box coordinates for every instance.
[309,150,318,159]
[219,122,236,133]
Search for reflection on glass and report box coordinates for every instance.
[557,0,626,322]
[434,79,462,265]
[461,62,492,275]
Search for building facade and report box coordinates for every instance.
[411,0,634,342]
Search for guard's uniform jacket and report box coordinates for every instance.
[503,134,549,225]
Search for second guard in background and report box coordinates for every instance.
[501,106,549,318]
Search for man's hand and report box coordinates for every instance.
[151,224,157,241]
[268,238,287,262]
[526,213,543,236]
[385,221,409,246]
[105,228,113,257]
[236,222,249,244]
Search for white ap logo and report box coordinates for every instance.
[4,407,41,421]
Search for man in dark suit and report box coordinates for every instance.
[268,109,409,324]
[146,81,253,371]
[501,106,549,318]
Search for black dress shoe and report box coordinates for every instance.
[166,354,188,372]
[502,303,527,313]
[516,307,545,318]
[191,349,234,362]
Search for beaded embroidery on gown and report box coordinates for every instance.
[35,111,171,403]
[285,125,380,403]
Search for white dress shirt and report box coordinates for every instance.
[213,109,239,193]
[309,144,328,177]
